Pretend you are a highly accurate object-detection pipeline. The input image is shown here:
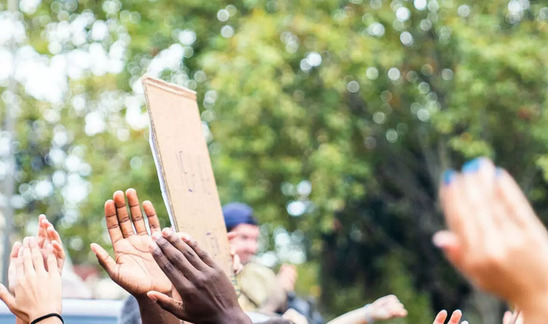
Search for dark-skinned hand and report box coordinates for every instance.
[148,228,252,324]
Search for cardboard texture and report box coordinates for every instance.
[142,76,233,277]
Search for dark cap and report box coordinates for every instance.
[222,202,258,231]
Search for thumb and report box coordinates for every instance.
[0,284,17,312]
[90,243,117,278]
[433,231,463,267]
[147,291,186,320]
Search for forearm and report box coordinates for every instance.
[137,296,181,324]
[327,308,367,324]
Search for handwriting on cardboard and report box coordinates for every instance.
[142,76,232,277]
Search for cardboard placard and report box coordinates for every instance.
[142,76,232,277]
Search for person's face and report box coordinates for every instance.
[229,223,260,265]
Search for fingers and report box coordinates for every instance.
[496,169,540,231]
[46,225,64,248]
[147,291,187,320]
[149,240,192,292]
[447,309,462,324]
[126,188,147,235]
[10,242,21,259]
[433,231,463,267]
[105,200,124,244]
[50,235,66,261]
[433,310,447,324]
[503,311,512,324]
[439,171,469,244]
[29,238,45,273]
[113,190,135,237]
[37,214,48,247]
[181,234,216,268]
[90,243,118,278]
[162,229,206,272]
[22,239,35,276]
[0,284,17,313]
[143,200,161,234]
[44,242,60,277]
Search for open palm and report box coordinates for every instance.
[91,189,172,296]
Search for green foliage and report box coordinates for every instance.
[3,0,548,319]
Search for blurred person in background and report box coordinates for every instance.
[223,203,408,324]
[223,202,303,316]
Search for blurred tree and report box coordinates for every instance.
[2,0,548,322]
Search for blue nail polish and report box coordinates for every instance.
[442,169,456,185]
[462,158,482,173]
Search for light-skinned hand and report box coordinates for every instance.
[365,294,407,321]
[147,228,252,324]
[435,158,548,323]
[433,310,468,324]
[0,238,62,323]
[91,189,172,297]
[503,310,523,324]
[277,264,297,292]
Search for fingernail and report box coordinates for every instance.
[432,232,444,248]
[462,158,482,173]
[152,232,161,241]
[162,228,172,237]
[442,170,456,185]
[148,241,158,251]
[148,293,158,302]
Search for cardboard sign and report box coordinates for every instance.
[142,76,232,277]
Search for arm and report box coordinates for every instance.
[147,228,253,324]
[327,295,407,324]
[90,189,180,324]
[436,158,548,323]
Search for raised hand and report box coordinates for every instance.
[9,214,65,307]
[91,189,172,297]
[433,310,468,324]
[365,294,407,322]
[435,158,548,322]
[37,214,65,272]
[277,264,297,292]
[0,238,62,323]
[147,228,252,324]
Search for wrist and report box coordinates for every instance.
[29,313,63,324]
[363,304,375,324]
[215,308,252,324]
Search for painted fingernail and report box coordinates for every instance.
[462,158,482,173]
[151,232,162,241]
[442,170,456,185]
